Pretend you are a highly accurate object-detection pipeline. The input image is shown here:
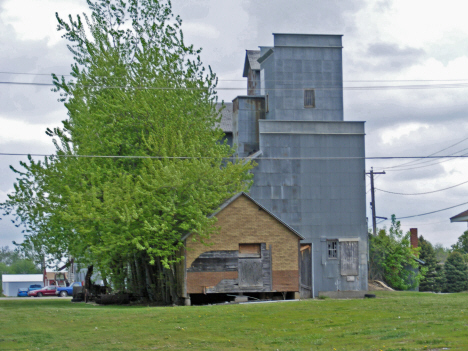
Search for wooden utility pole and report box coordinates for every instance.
[367,168,386,235]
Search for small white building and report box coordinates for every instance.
[2,274,43,297]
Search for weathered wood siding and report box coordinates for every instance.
[185,195,300,294]
[340,241,359,276]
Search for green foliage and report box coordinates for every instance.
[0,246,21,266]
[0,246,41,274]
[418,236,445,292]
[444,251,468,293]
[0,0,252,303]
[434,243,451,264]
[451,230,468,262]
[369,215,424,290]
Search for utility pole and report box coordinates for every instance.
[367,167,386,235]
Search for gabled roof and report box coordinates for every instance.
[414,257,425,265]
[242,50,261,77]
[181,192,305,241]
[216,102,233,133]
[450,209,468,222]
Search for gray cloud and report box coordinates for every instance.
[242,0,365,35]
[368,42,425,58]
[372,0,393,12]
[173,0,210,20]
[0,215,24,247]
[427,36,468,66]
[350,42,426,72]
[0,7,72,124]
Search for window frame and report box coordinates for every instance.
[239,243,262,258]
[327,240,338,259]
[304,88,316,108]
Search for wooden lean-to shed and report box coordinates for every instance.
[179,192,304,304]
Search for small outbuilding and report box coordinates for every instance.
[2,274,43,297]
[178,192,304,304]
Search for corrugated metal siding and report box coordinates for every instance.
[234,34,368,296]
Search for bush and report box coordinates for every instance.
[419,236,445,292]
[369,215,424,290]
[444,251,468,293]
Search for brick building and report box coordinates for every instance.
[179,192,303,303]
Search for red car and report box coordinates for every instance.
[28,285,57,297]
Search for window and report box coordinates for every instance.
[327,240,338,259]
[340,240,359,276]
[239,243,261,257]
[304,89,315,108]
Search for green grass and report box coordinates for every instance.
[1,291,468,350]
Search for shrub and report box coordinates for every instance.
[369,215,424,290]
[444,251,468,293]
[419,236,445,292]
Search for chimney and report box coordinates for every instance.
[410,228,418,248]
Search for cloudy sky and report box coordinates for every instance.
[1,0,468,249]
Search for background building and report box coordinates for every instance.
[2,274,43,296]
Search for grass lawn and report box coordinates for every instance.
[0,291,467,350]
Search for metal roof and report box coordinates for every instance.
[181,192,305,241]
[414,257,426,265]
[216,102,233,133]
[2,274,43,283]
[450,209,468,222]
[242,50,261,77]
[272,33,343,36]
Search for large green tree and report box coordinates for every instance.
[1,0,252,304]
[444,251,468,293]
[433,243,451,264]
[452,230,468,258]
[418,236,445,292]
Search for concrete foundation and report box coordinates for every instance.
[234,295,249,303]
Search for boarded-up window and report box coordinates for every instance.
[340,241,359,276]
[238,259,263,287]
[239,243,261,257]
[304,89,315,108]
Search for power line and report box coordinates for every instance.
[4,153,468,160]
[395,201,468,220]
[2,80,468,91]
[374,135,468,171]
[375,179,468,195]
[2,71,468,83]
[383,150,468,172]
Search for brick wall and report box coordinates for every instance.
[185,194,300,292]
[186,195,299,271]
[187,272,238,294]
[410,228,418,249]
